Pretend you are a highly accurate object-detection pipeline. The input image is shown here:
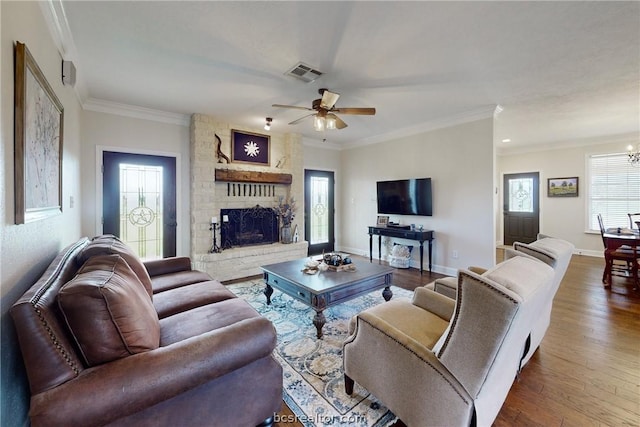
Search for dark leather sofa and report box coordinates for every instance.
[11,235,282,427]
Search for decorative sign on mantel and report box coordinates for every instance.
[232,130,270,165]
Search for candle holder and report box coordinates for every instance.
[209,221,221,253]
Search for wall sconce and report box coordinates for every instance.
[264,117,272,131]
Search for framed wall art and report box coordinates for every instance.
[547,177,578,198]
[231,130,270,165]
[14,41,64,224]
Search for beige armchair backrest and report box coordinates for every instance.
[514,234,574,290]
[436,256,554,425]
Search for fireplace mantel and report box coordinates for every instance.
[215,169,292,184]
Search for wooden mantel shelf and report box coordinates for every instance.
[215,169,292,185]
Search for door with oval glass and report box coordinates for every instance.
[503,172,540,245]
[103,151,177,259]
[304,170,335,255]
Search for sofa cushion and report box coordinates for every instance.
[78,235,153,297]
[151,270,213,293]
[159,298,263,346]
[360,298,450,350]
[58,254,160,367]
[153,280,237,318]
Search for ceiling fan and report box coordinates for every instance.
[272,88,375,131]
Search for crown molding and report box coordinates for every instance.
[39,0,186,127]
[83,98,190,126]
[39,0,76,60]
[345,105,498,150]
[39,0,89,103]
[497,132,639,156]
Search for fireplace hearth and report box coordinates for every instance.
[221,206,279,248]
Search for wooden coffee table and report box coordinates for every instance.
[261,258,394,338]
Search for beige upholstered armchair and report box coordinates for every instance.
[343,256,555,427]
[426,234,574,367]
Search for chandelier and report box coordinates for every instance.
[628,144,640,166]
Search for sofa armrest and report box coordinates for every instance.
[144,256,192,277]
[468,266,488,275]
[29,316,277,427]
[428,277,458,300]
[412,287,455,321]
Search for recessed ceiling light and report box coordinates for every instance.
[502,138,511,143]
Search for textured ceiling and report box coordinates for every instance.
[59,1,639,150]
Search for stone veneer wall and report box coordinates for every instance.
[190,114,308,281]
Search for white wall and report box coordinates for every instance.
[1,2,83,425]
[80,110,190,255]
[498,137,637,256]
[339,118,496,275]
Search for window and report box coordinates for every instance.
[119,163,163,259]
[309,175,329,245]
[508,177,534,213]
[587,153,640,231]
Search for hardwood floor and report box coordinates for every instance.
[269,252,640,426]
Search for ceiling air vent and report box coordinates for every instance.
[285,62,323,83]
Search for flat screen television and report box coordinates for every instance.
[377,178,432,216]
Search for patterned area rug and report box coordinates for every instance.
[228,279,414,427]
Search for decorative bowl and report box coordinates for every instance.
[305,259,320,268]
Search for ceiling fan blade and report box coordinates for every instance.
[272,104,313,111]
[288,113,315,125]
[327,113,348,129]
[320,90,340,110]
[332,107,376,115]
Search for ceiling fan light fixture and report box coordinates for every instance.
[326,116,336,130]
[264,117,272,131]
[313,115,325,131]
[273,88,375,132]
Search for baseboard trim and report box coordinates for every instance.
[573,249,604,258]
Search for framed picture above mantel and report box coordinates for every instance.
[231,130,270,165]
[14,41,64,224]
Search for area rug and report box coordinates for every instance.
[227,279,414,427]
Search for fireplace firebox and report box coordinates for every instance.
[220,206,279,248]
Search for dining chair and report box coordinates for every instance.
[597,214,639,288]
[628,212,640,231]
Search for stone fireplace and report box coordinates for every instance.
[189,114,308,281]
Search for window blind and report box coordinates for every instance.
[588,153,640,231]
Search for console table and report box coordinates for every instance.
[368,226,434,274]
